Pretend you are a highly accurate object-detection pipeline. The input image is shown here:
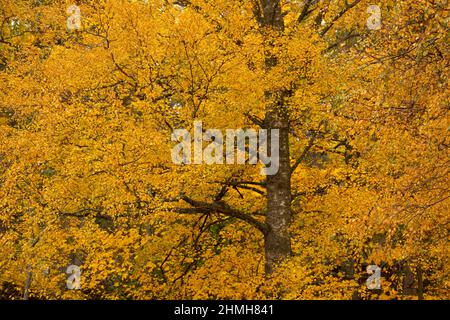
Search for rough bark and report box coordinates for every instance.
[257,0,293,274]
[264,115,292,274]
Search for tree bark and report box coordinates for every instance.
[402,263,418,296]
[258,0,293,274]
[264,109,292,274]
[417,265,424,300]
[23,265,32,300]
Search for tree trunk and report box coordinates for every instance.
[264,112,292,274]
[417,265,424,300]
[23,265,32,300]
[258,0,292,274]
[402,263,418,296]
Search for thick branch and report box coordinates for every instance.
[297,0,317,23]
[176,195,269,235]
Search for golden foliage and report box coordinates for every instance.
[0,0,448,299]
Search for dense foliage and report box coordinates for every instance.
[0,0,448,299]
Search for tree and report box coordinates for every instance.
[0,0,448,299]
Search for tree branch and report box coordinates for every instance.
[297,0,317,23]
[319,0,362,37]
[291,133,316,173]
[174,195,269,235]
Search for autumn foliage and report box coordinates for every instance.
[0,0,448,299]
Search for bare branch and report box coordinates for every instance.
[174,195,269,235]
